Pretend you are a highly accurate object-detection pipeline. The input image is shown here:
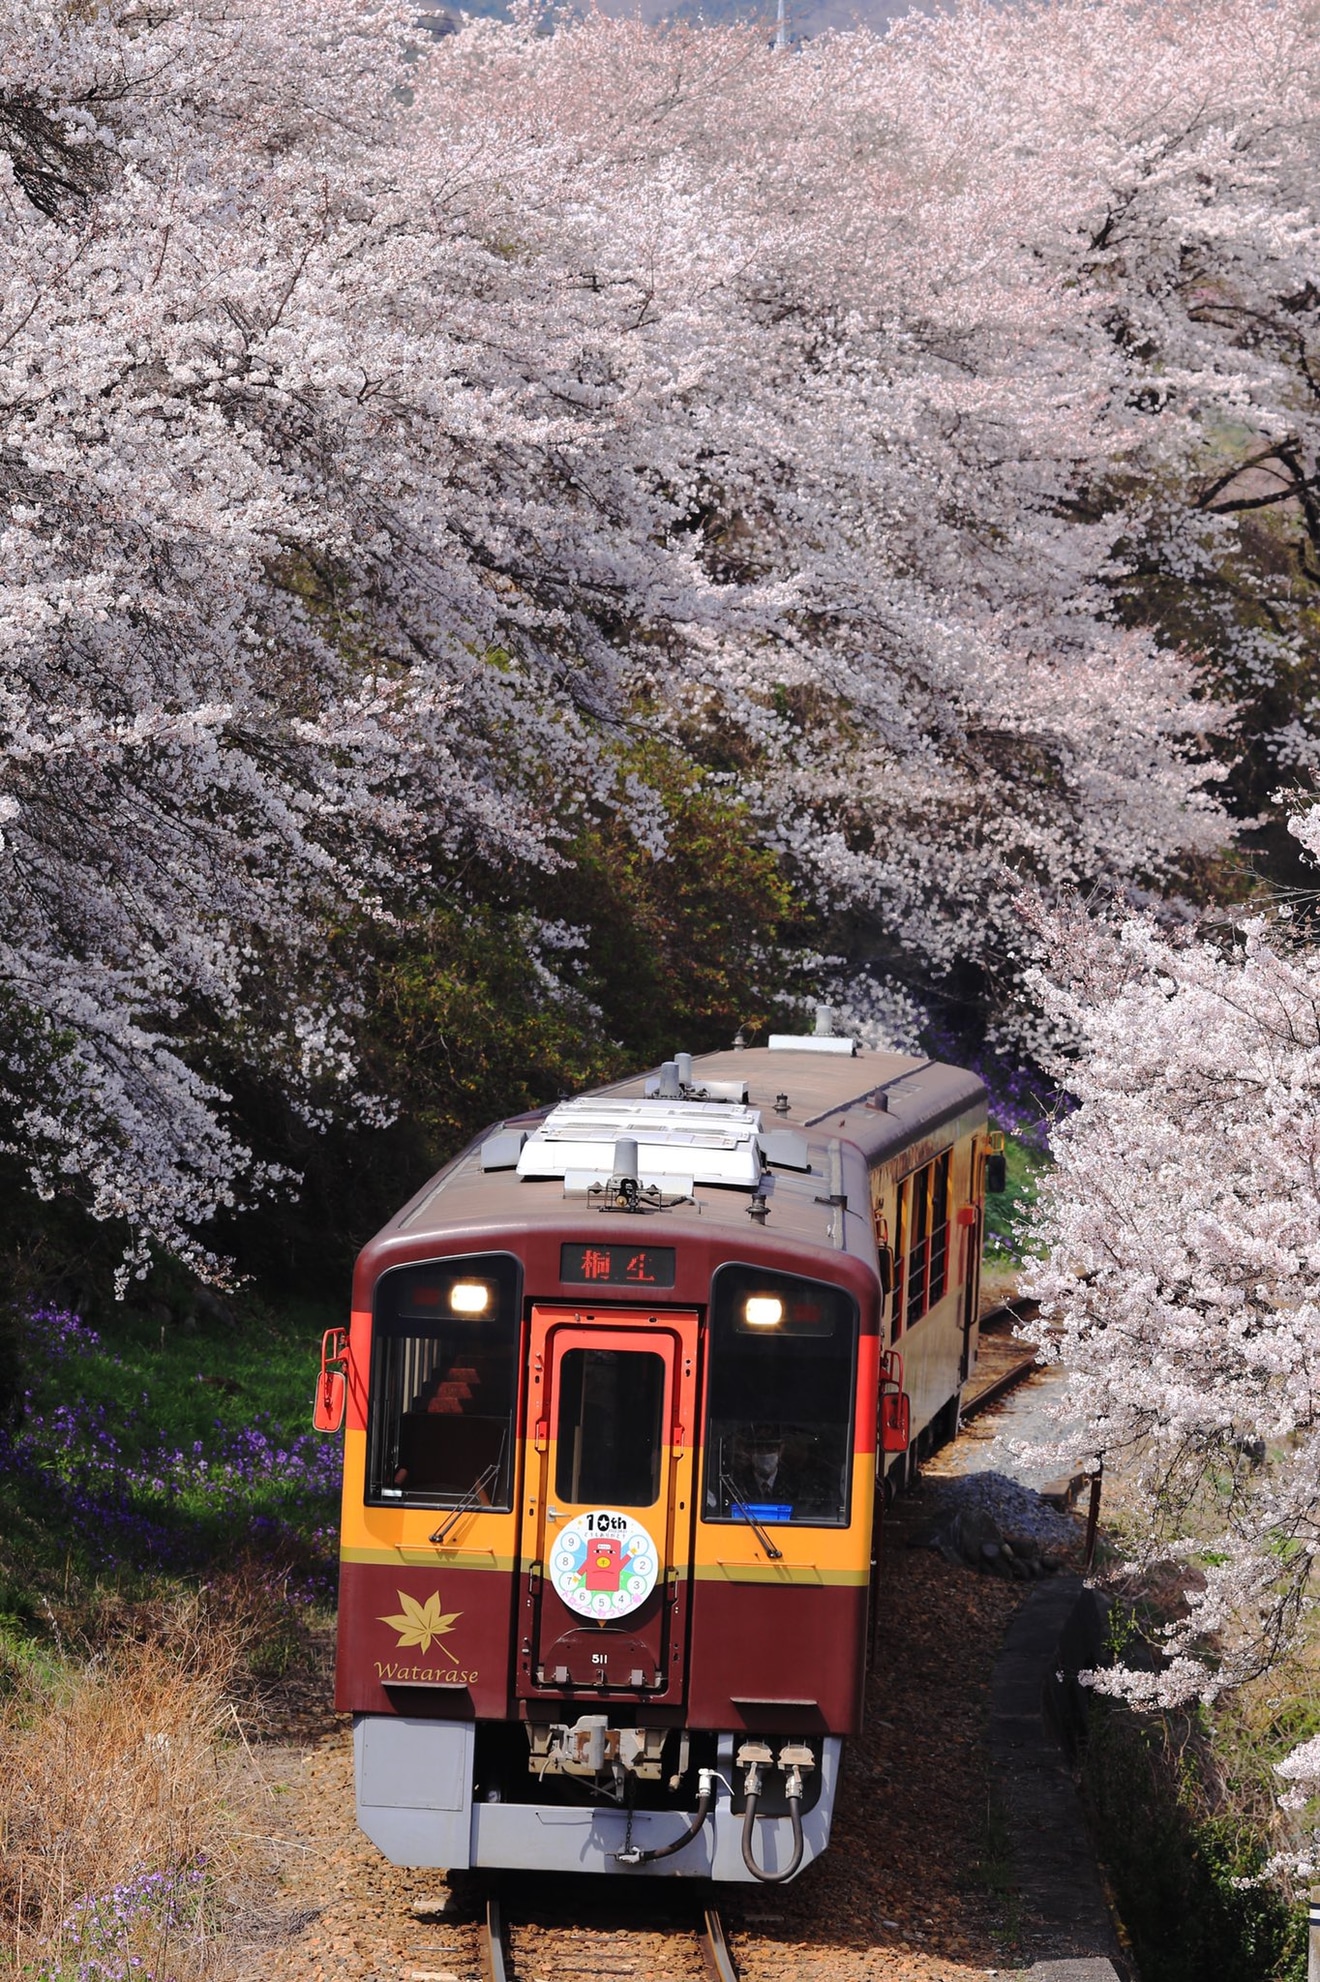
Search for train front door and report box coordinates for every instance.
[519,1306,698,1698]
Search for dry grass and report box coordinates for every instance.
[0,1597,279,1982]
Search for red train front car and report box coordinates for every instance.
[320,1041,989,1880]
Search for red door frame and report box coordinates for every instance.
[517,1306,699,1700]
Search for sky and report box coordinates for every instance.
[415,0,950,45]
[606,0,945,33]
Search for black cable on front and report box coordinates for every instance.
[739,1782,805,1884]
[613,1770,714,1865]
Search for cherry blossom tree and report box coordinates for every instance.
[1,0,607,1279]
[1021,807,1320,1824]
[411,0,1320,1028]
[12,0,1320,1280]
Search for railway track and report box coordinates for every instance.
[477,1890,738,1982]
[959,1298,1042,1423]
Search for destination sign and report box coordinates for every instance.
[559,1243,676,1288]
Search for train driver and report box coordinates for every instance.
[726,1422,844,1520]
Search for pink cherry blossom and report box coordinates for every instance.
[10,0,1320,1280]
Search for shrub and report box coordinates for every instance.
[1082,1696,1306,1982]
[0,1607,263,1981]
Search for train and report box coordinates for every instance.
[313,1027,994,1882]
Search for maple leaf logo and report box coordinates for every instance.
[379,1589,462,1657]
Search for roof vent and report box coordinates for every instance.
[759,1128,811,1171]
[765,1003,858,1052]
[480,1127,528,1170]
[644,1056,748,1104]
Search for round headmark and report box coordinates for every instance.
[549,1509,660,1620]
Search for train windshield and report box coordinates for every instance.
[366,1254,520,1509]
[702,1264,858,1528]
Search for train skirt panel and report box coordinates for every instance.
[353,1713,844,1879]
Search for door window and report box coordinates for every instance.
[555,1348,666,1507]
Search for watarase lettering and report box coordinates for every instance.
[375,1660,480,1684]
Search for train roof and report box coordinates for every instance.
[596,1046,986,1165]
[360,1044,987,1280]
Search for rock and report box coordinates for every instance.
[981,1541,1001,1563]
[952,1505,1004,1565]
[193,1286,237,1328]
[410,1894,460,1920]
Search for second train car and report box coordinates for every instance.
[314,1032,991,1881]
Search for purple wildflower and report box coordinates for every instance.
[0,1309,341,1589]
[55,1865,206,1982]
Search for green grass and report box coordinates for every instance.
[984,1132,1050,1266]
[0,1296,343,1667]
[977,1789,1024,1956]
[52,1294,336,1459]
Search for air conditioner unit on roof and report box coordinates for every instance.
[767,1033,858,1055]
[516,1096,764,1190]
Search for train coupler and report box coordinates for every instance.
[526,1717,672,1784]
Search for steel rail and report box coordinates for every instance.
[479,1892,735,1982]
[959,1349,1042,1422]
[978,1296,1041,1334]
[481,1894,510,1982]
[700,1906,738,1982]
[959,1298,1044,1423]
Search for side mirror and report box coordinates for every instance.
[986,1151,1007,1194]
[313,1327,348,1433]
[876,1242,894,1299]
[880,1388,910,1453]
[879,1346,910,1452]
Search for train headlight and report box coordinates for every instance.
[450,1280,492,1315]
[743,1294,785,1328]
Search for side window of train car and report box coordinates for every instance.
[366,1253,521,1509]
[702,1264,859,1529]
[901,1151,951,1331]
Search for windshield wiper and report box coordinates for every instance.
[720,1469,783,1560]
[430,1460,501,1544]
